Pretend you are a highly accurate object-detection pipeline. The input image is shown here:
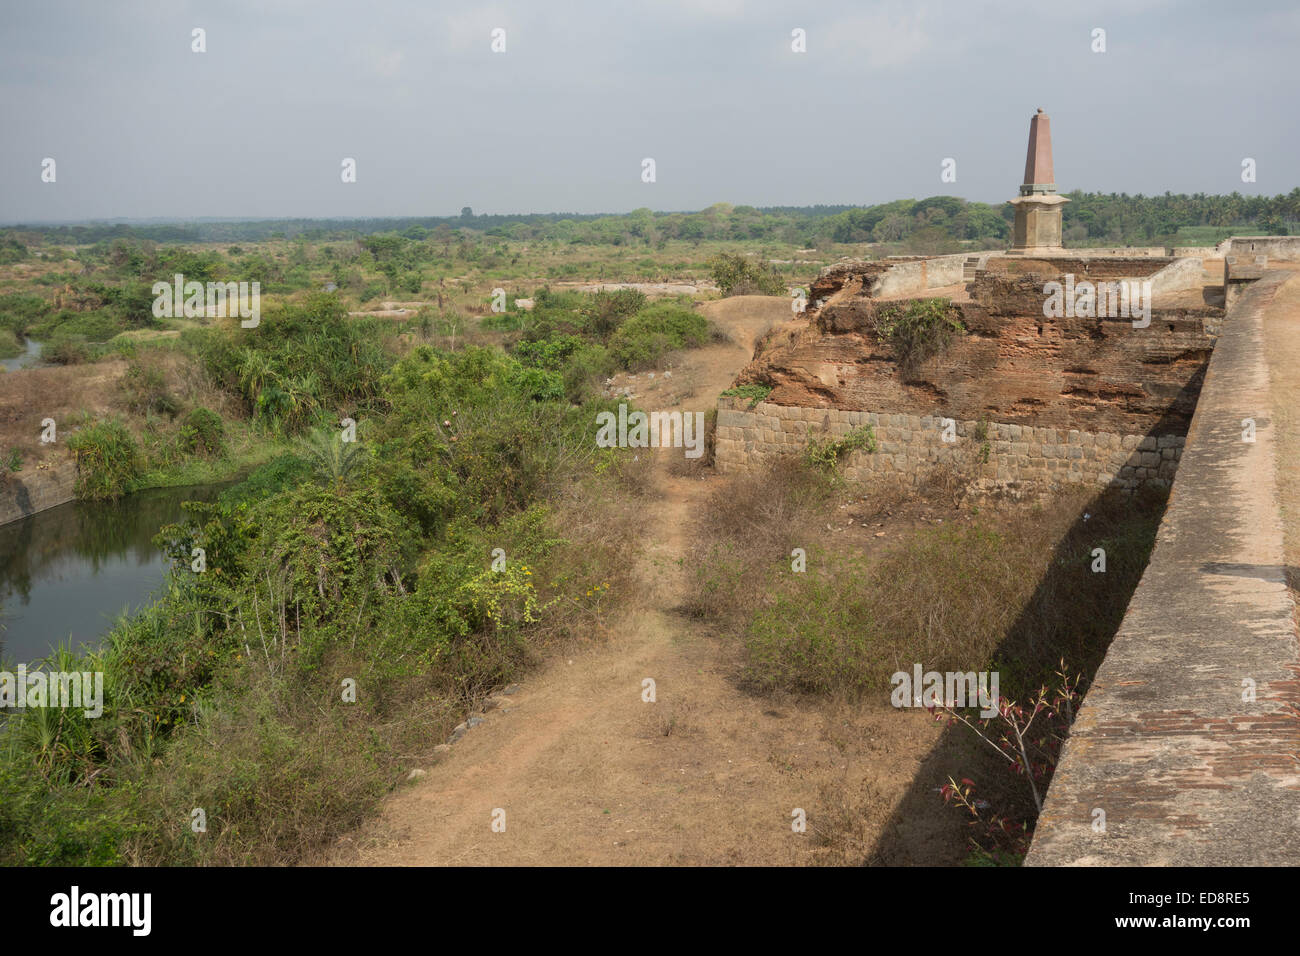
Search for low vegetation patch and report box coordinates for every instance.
[721,382,772,408]
[872,298,965,371]
[709,252,788,297]
[178,407,225,458]
[66,418,143,500]
[686,462,1165,703]
[804,425,876,474]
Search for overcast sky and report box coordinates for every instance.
[2,0,1297,223]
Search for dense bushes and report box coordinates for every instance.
[179,407,225,457]
[194,293,392,435]
[506,288,710,393]
[375,345,606,526]
[0,313,646,864]
[608,302,709,369]
[0,293,52,338]
[709,252,788,296]
[67,419,142,499]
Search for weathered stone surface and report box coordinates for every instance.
[1027,270,1300,867]
[735,258,1218,438]
[714,395,1173,493]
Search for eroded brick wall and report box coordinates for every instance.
[742,258,1220,439]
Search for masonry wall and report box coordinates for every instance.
[873,253,968,296]
[1026,269,1300,866]
[1220,235,1300,260]
[0,459,77,527]
[714,397,1183,492]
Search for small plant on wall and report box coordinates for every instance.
[872,297,965,372]
[720,383,773,409]
[805,424,876,475]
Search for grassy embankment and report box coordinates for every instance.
[0,280,719,865]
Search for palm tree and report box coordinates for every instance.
[298,426,367,487]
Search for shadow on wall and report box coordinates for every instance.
[863,427,1173,866]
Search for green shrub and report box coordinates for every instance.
[608,303,709,369]
[0,293,52,336]
[743,569,880,695]
[583,288,645,336]
[67,419,142,499]
[721,383,773,409]
[514,334,587,372]
[0,761,138,865]
[296,426,369,486]
[194,294,391,436]
[30,308,124,343]
[43,335,90,365]
[872,298,965,371]
[708,252,788,297]
[805,425,876,473]
[560,343,611,404]
[179,407,225,457]
[507,366,565,402]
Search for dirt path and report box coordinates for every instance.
[332,297,962,866]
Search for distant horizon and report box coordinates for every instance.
[6,186,1299,231]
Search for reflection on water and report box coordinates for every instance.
[0,483,226,664]
[0,337,45,373]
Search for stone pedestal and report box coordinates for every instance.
[1009,193,1069,252]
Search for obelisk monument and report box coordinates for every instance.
[1008,108,1068,253]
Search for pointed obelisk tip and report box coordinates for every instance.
[1021,107,1055,195]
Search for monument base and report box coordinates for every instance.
[1009,193,1069,253]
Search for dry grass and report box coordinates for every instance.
[529,465,653,650]
[682,457,1166,702]
[0,360,128,467]
[0,344,247,479]
[680,458,834,621]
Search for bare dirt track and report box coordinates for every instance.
[331,296,969,866]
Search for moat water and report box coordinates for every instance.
[0,483,226,665]
[0,337,45,373]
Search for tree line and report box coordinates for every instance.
[6,190,1298,249]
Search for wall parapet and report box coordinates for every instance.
[1026,270,1300,866]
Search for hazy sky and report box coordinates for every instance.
[2,0,1297,223]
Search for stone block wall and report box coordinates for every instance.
[1220,236,1300,261]
[714,397,1183,493]
[873,253,968,296]
[0,459,77,527]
